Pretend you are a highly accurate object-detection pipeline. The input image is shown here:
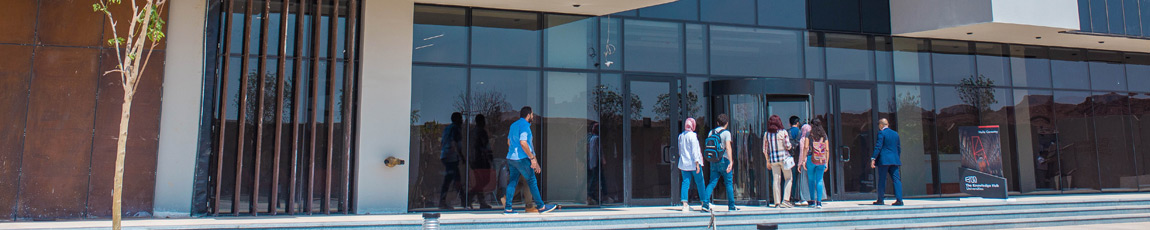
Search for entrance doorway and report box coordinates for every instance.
[623,76,679,206]
[829,83,879,200]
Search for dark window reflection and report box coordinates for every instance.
[598,74,625,204]
[875,36,894,81]
[408,66,468,210]
[1078,0,1092,32]
[624,20,683,73]
[544,14,597,69]
[1108,0,1126,34]
[701,0,755,25]
[757,0,806,29]
[413,5,468,64]
[893,38,931,83]
[975,43,1009,87]
[1051,48,1090,90]
[471,68,541,209]
[1013,89,1059,192]
[472,9,541,67]
[1132,94,1150,191]
[1053,90,1099,191]
[1087,50,1127,92]
[893,85,936,195]
[931,40,974,85]
[1127,53,1150,92]
[825,33,874,81]
[639,0,699,21]
[1009,45,1052,88]
[542,72,597,206]
[1092,92,1137,190]
[709,26,802,78]
[1124,0,1142,36]
[1091,0,1109,33]
[808,0,861,32]
[686,24,708,74]
[805,32,825,79]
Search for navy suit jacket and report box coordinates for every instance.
[871,128,901,166]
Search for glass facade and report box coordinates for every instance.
[409,2,1150,210]
[1077,0,1150,37]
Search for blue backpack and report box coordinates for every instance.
[703,129,729,162]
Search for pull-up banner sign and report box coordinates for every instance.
[959,126,1008,199]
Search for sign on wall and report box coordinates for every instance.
[958,126,1008,199]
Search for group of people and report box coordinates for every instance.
[677,114,905,212]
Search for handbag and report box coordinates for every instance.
[782,155,795,170]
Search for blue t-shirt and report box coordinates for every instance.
[507,118,533,160]
[788,126,801,143]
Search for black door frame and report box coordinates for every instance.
[622,75,681,206]
[829,82,880,201]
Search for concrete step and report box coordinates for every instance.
[460,205,1150,229]
[817,212,1150,230]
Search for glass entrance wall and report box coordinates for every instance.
[408,3,1150,210]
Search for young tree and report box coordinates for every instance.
[92,0,167,229]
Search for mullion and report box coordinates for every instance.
[340,0,357,214]
[308,0,322,214]
[271,0,291,215]
[324,0,339,214]
[252,0,272,216]
[234,0,255,216]
[213,0,236,216]
[288,0,306,215]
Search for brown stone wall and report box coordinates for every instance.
[0,0,167,220]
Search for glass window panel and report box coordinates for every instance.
[336,8,348,59]
[543,72,596,205]
[931,40,975,85]
[982,88,1016,192]
[624,20,683,73]
[975,43,1010,87]
[267,6,282,56]
[413,5,468,64]
[1088,50,1127,91]
[286,5,298,56]
[1051,48,1090,90]
[860,0,892,34]
[875,36,894,81]
[1010,45,1053,88]
[805,32,825,79]
[1092,0,1110,33]
[1012,89,1059,192]
[933,85,984,195]
[1079,0,1093,32]
[229,4,248,55]
[638,0,698,21]
[408,65,468,210]
[472,9,541,67]
[1133,93,1150,191]
[824,33,874,81]
[1109,0,1127,34]
[471,68,541,208]
[614,10,637,16]
[808,0,861,32]
[600,17,623,71]
[544,14,597,69]
[757,0,807,28]
[249,0,264,56]
[893,38,931,83]
[1127,53,1150,92]
[1092,92,1137,190]
[1143,0,1150,36]
[597,74,625,204]
[1125,0,1143,36]
[1053,90,1099,191]
[318,4,329,59]
[686,24,708,74]
[701,0,756,25]
[709,26,802,78]
[894,85,936,196]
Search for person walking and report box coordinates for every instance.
[764,115,795,208]
[678,118,707,213]
[789,116,811,206]
[871,118,904,206]
[806,120,830,208]
[703,114,738,212]
[504,106,560,214]
[438,112,466,209]
[468,114,494,209]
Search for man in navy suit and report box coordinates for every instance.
[870,118,904,206]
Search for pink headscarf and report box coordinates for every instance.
[801,124,812,138]
[684,118,697,132]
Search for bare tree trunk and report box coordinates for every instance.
[113,92,134,230]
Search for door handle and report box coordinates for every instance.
[663,145,675,164]
[840,145,851,162]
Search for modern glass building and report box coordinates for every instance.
[2,0,1150,220]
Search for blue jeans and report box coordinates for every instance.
[706,158,735,208]
[505,159,544,209]
[680,169,706,203]
[807,162,826,203]
[876,165,904,202]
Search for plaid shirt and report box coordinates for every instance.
[765,132,790,163]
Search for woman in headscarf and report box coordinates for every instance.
[677,118,707,213]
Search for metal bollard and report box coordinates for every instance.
[422,213,441,230]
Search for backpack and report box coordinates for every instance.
[703,129,729,162]
[788,128,802,154]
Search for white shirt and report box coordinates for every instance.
[677,131,705,171]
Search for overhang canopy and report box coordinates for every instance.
[415,0,676,15]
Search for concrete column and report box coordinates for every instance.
[153,0,207,217]
[356,0,414,214]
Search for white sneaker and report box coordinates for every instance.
[682,203,690,213]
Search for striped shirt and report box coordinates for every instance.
[765,132,790,163]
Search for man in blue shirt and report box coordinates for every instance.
[504,106,559,214]
[871,118,904,206]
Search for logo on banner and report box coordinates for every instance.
[964,176,977,184]
[959,126,1008,199]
